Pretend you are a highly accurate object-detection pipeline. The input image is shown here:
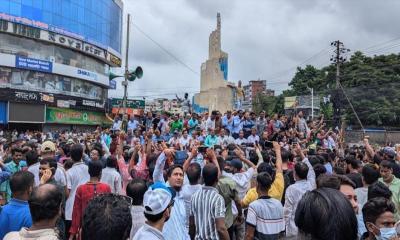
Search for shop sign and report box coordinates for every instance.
[57,100,70,108]
[77,69,97,81]
[110,98,145,109]
[0,17,122,67]
[82,99,105,108]
[46,107,105,125]
[13,90,54,103]
[15,56,52,73]
[109,79,117,89]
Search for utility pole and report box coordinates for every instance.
[122,14,131,115]
[330,40,350,128]
[311,87,314,120]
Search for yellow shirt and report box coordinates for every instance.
[241,172,284,208]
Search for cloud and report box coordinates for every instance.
[109,0,400,99]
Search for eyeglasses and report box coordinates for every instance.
[168,200,175,209]
[120,195,133,205]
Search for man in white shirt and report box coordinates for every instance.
[128,115,140,135]
[100,156,122,194]
[28,141,67,189]
[234,130,248,146]
[112,116,122,131]
[179,130,192,150]
[64,144,90,238]
[247,127,260,145]
[206,111,217,134]
[284,145,316,238]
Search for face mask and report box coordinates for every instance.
[375,227,397,240]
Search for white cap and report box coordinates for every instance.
[143,183,172,215]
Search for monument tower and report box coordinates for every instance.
[193,13,242,113]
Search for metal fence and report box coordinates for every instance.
[345,130,400,145]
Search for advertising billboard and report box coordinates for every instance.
[0,0,122,55]
[0,19,121,67]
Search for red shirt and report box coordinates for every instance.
[70,182,111,235]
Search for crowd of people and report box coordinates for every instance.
[0,109,399,240]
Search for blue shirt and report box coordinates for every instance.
[153,153,190,240]
[0,198,32,239]
[0,161,27,201]
[0,170,11,184]
[232,116,242,134]
[324,163,333,174]
[187,119,198,134]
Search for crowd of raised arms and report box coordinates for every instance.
[0,109,400,240]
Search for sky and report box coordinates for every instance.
[108,0,400,100]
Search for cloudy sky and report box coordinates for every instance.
[109,0,400,99]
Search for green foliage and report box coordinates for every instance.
[284,51,400,127]
[252,93,284,116]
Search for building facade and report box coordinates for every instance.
[0,0,123,131]
[193,13,243,113]
[242,80,275,111]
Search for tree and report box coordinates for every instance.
[283,51,400,127]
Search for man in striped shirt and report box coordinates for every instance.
[245,172,285,240]
[189,163,229,240]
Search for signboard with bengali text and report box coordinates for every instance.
[46,107,108,125]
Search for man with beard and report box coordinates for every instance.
[153,149,188,240]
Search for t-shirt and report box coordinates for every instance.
[217,176,238,228]
[100,167,122,194]
[0,199,32,239]
[242,173,285,207]
[133,223,165,240]
[246,196,285,240]
[191,186,225,240]
[130,205,147,239]
[65,162,90,220]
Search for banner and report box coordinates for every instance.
[46,107,107,125]
[111,108,144,115]
[0,88,105,111]
[110,98,145,109]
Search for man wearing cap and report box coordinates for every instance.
[222,149,256,240]
[133,182,175,240]
[27,141,67,189]
[153,149,188,240]
[383,147,400,178]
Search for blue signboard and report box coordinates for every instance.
[0,101,7,124]
[15,56,53,73]
[109,80,117,90]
